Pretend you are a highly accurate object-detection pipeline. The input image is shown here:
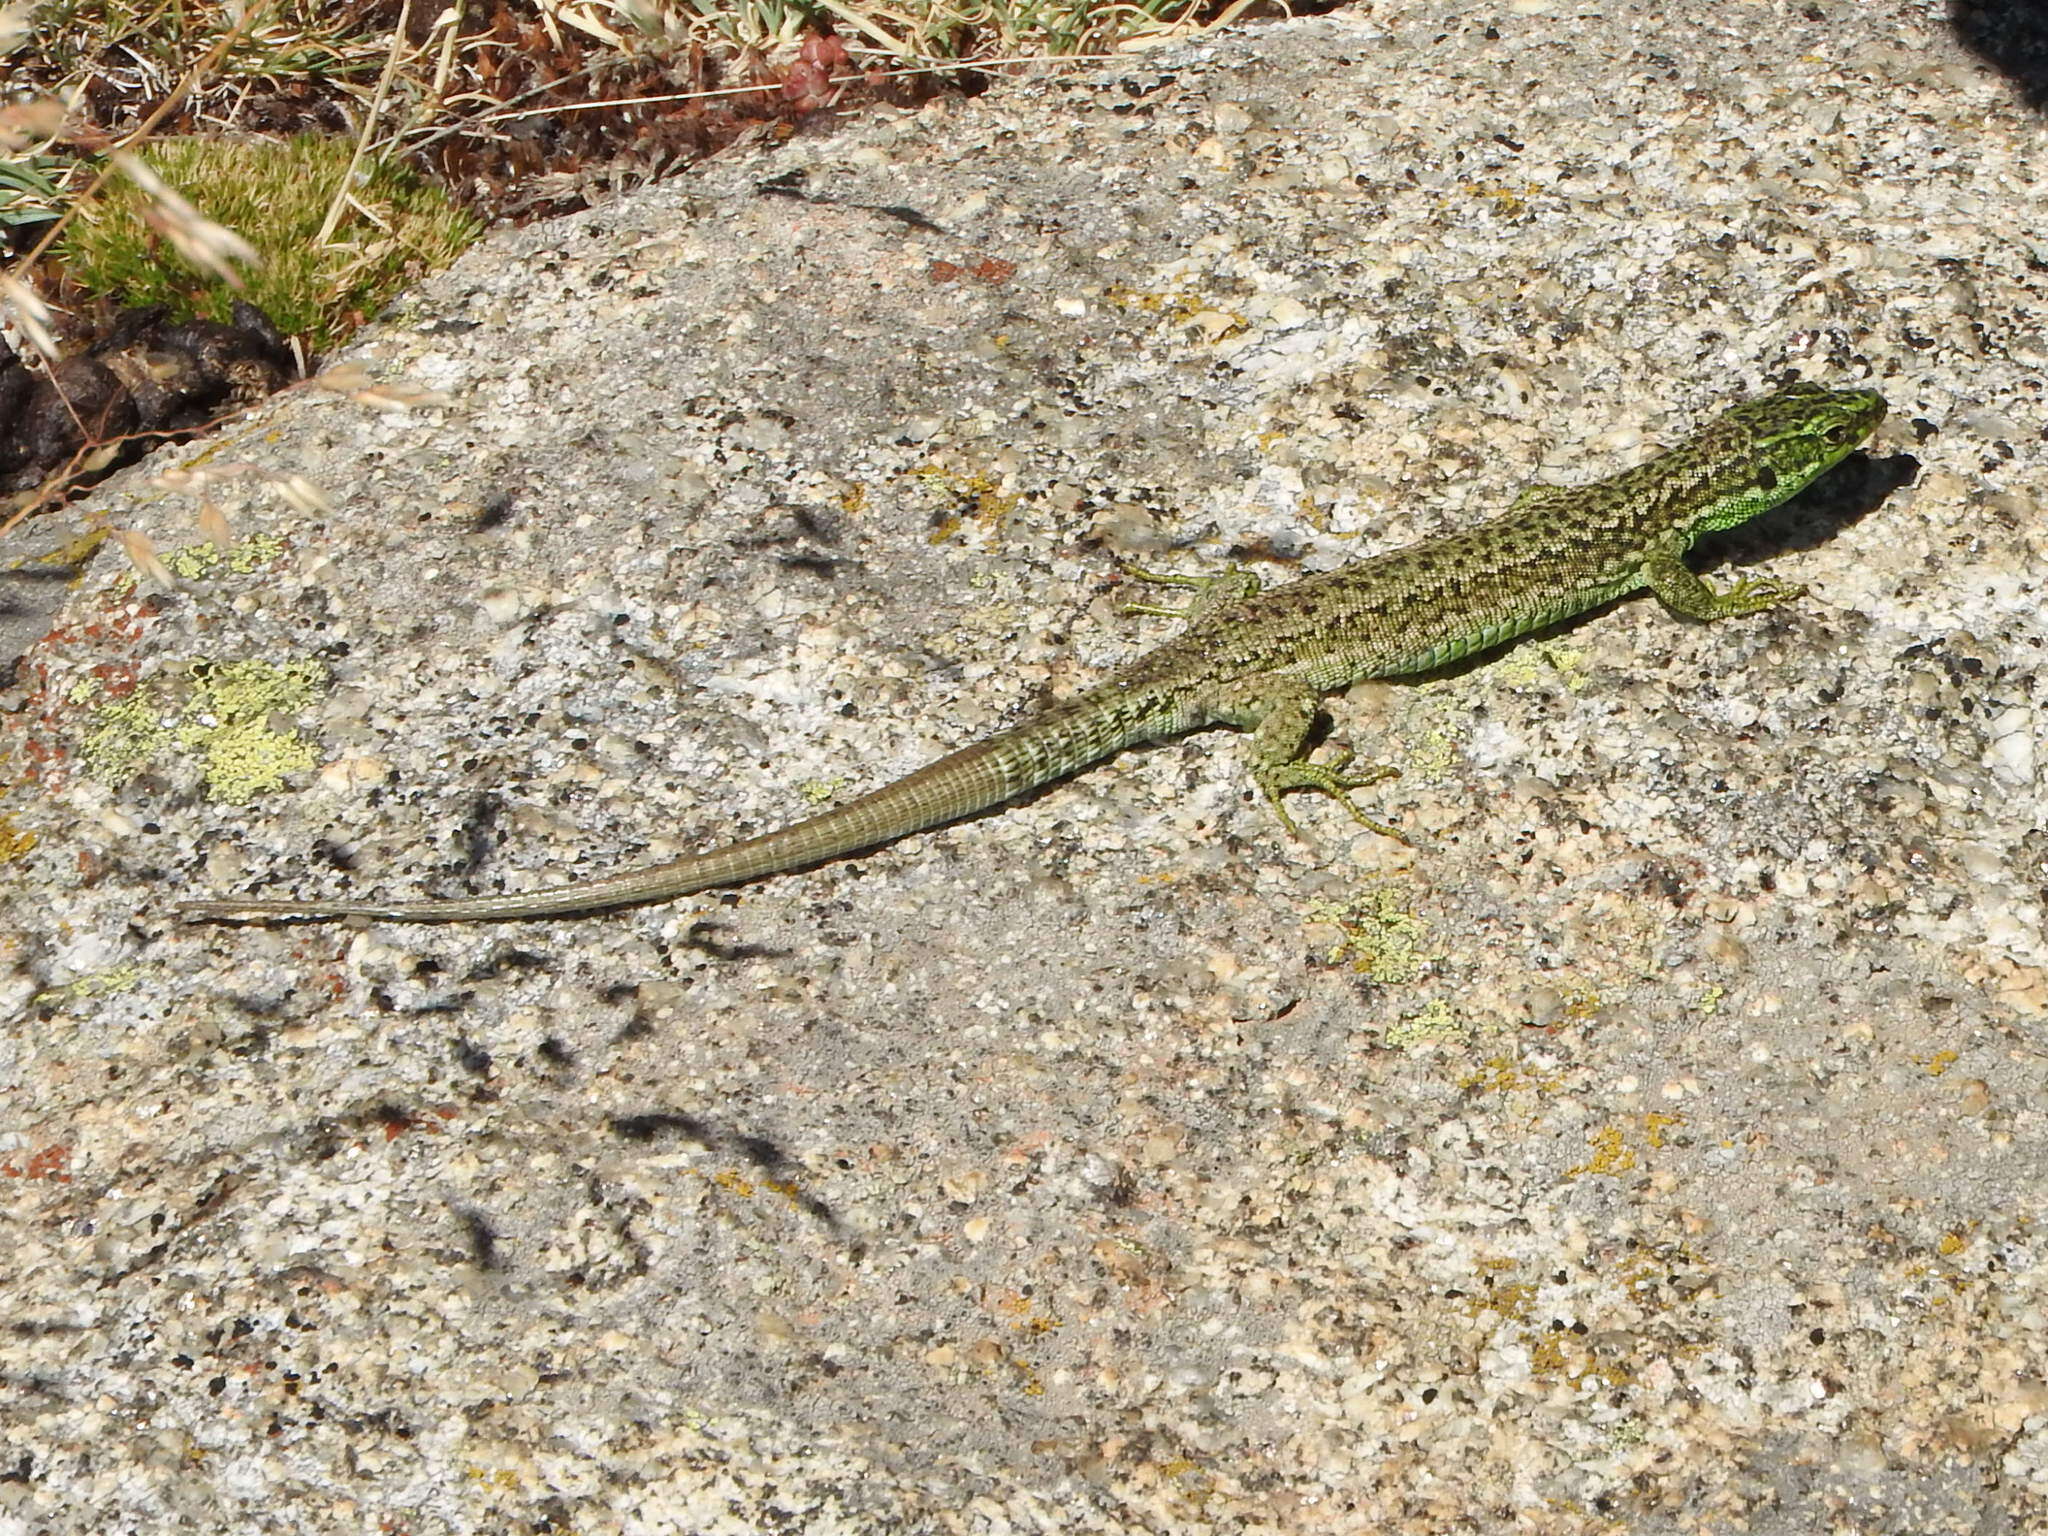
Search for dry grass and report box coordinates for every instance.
[6,0,1267,231]
[0,0,1282,532]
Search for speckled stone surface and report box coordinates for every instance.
[6,3,2047,1531]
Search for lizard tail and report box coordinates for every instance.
[178,686,1169,923]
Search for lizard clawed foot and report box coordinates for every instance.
[1255,749,1408,844]
[1713,574,1807,615]
[1116,562,1263,619]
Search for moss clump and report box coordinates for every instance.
[60,134,482,351]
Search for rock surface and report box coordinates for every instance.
[5,4,2046,1532]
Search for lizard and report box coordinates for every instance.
[178,379,1886,924]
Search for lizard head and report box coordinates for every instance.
[1687,381,1886,534]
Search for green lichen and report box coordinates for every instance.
[35,963,142,1006]
[1383,997,1467,1050]
[1394,689,1465,782]
[177,659,322,801]
[163,533,288,580]
[1492,638,1591,693]
[1308,883,1441,985]
[78,657,324,801]
[79,691,173,781]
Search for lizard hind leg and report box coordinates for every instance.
[1117,562,1264,623]
[1213,681,1408,844]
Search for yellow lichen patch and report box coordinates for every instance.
[1100,282,1180,317]
[176,659,323,801]
[1557,984,1602,1024]
[1526,1331,1632,1392]
[1307,883,1441,985]
[1101,282,1246,340]
[78,657,324,801]
[1458,1053,1567,1096]
[1568,1124,1636,1178]
[907,463,1021,544]
[1568,1116,1685,1177]
[36,529,111,569]
[0,812,38,864]
[1642,1112,1682,1149]
[1464,1279,1535,1322]
[987,1290,1064,1335]
[163,533,288,581]
[1460,181,1538,219]
[1610,1241,1714,1309]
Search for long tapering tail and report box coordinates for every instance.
[178,683,1173,923]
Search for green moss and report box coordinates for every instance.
[78,657,324,801]
[59,134,482,352]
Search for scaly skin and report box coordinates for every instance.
[180,380,1886,923]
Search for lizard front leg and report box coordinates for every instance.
[1117,563,1264,623]
[1641,538,1806,620]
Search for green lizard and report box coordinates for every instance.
[179,380,1885,924]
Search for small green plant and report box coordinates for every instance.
[58,133,482,353]
[0,154,66,234]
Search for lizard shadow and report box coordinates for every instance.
[609,1109,855,1248]
[1950,0,2048,112]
